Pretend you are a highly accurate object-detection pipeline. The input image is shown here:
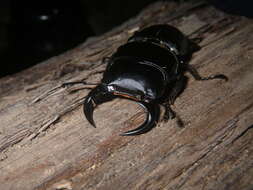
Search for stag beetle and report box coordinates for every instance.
[75,24,227,136]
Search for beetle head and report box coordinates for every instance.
[83,83,160,136]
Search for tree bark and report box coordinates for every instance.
[1,1,253,189]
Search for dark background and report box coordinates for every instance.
[0,0,252,78]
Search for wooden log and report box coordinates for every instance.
[1,1,253,189]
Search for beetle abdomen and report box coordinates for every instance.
[128,24,190,56]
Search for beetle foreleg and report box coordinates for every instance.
[187,64,228,81]
[60,81,99,93]
[62,81,98,87]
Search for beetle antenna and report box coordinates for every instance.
[31,81,98,104]
[62,81,98,87]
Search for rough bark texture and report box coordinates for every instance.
[1,1,253,189]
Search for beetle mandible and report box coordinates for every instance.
[76,24,227,136]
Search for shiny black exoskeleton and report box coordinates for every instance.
[82,25,227,136]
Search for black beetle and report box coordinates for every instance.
[79,24,227,136]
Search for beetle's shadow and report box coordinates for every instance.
[170,76,188,128]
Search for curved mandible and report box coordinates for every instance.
[83,85,115,128]
[120,101,160,136]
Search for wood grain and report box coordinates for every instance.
[0,1,253,189]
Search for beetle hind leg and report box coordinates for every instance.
[187,64,228,81]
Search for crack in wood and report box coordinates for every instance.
[231,124,253,144]
[28,97,86,142]
[201,26,237,48]
[166,118,239,189]
[28,115,60,141]
[0,128,31,153]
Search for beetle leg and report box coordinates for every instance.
[167,76,188,105]
[32,81,99,104]
[162,104,184,128]
[120,102,160,136]
[163,104,175,121]
[61,81,99,93]
[187,64,228,81]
